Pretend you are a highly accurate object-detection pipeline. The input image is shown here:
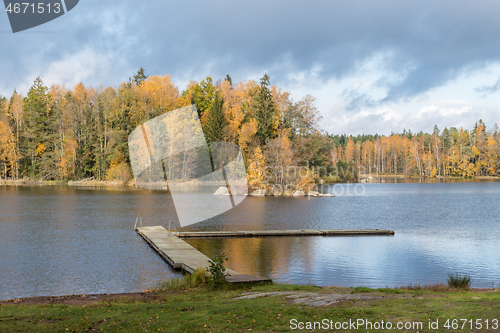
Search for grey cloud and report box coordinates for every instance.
[2,0,500,106]
[475,77,500,94]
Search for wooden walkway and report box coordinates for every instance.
[136,226,271,283]
[176,229,395,238]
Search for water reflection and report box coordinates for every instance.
[0,186,182,300]
[1,181,500,300]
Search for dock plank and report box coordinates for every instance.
[175,228,394,238]
[136,226,271,283]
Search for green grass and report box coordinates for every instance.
[352,286,373,293]
[447,273,472,289]
[1,284,500,332]
[156,268,209,291]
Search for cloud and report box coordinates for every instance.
[323,103,498,136]
[2,0,500,134]
[475,77,500,94]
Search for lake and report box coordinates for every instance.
[1,181,500,300]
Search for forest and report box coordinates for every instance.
[329,121,500,179]
[0,69,499,193]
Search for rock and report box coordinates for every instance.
[319,193,335,197]
[214,186,229,195]
[307,191,320,197]
[293,190,305,196]
[234,291,384,307]
[283,190,295,197]
[251,189,266,196]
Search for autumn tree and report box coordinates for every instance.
[6,91,23,178]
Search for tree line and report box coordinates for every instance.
[330,122,500,178]
[0,70,331,192]
[1,69,498,191]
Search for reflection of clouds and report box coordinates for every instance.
[186,182,500,288]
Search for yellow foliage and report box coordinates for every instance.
[430,166,437,177]
[106,162,131,182]
[247,146,265,189]
[471,145,479,157]
[239,119,258,153]
[58,138,78,179]
[35,143,46,156]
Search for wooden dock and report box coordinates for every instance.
[136,226,271,283]
[175,229,395,238]
[137,226,394,283]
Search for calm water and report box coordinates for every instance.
[1,182,500,300]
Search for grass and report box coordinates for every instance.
[447,273,472,289]
[156,268,209,291]
[1,283,500,332]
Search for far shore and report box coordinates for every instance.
[0,178,134,187]
[2,174,499,188]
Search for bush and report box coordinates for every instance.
[351,287,373,293]
[447,273,472,289]
[207,253,229,289]
[106,162,131,182]
[157,268,208,291]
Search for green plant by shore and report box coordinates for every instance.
[447,273,472,289]
[207,253,229,289]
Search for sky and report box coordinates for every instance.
[1,0,500,135]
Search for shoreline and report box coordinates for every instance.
[2,284,499,332]
[359,173,500,180]
[0,179,135,187]
[2,174,499,188]
[1,285,498,306]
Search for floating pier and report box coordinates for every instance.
[136,226,271,283]
[136,226,394,283]
[175,229,395,238]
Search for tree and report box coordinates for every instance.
[0,122,15,179]
[253,73,277,145]
[133,67,148,86]
[23,77,55,179]
[204,92,225,143]
[188,77,217,122]
[225,74,233,87]
[247,146,265,190]
[0,96,6,117]
[6,91,23,179]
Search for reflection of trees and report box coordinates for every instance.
[185,237,315,278]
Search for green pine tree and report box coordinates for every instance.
[23,77,55,179]
[253,73,276,145]
[188,77,216,120]
[225,74,233,87]
[133,67,148,86]
[204,92,225,143]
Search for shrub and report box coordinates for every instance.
[106,162,131,182]
[447,273,472,289]
[207,252,229,289]
[157,268,208,291]
[352,287,373,293]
